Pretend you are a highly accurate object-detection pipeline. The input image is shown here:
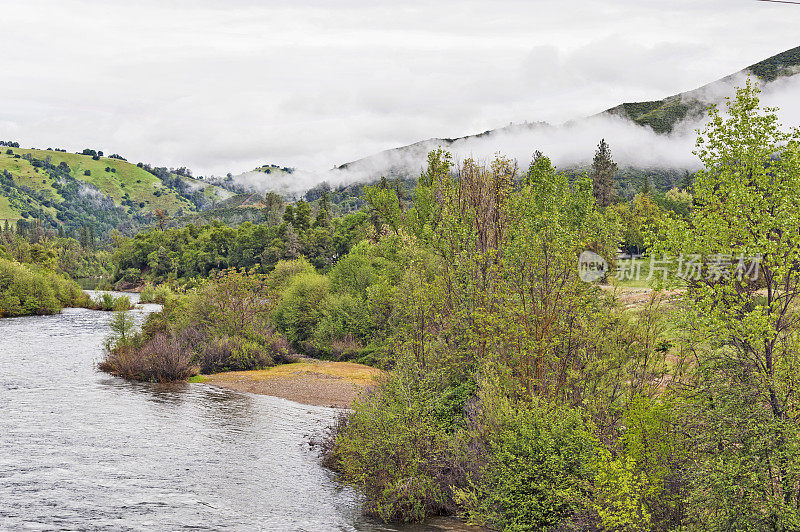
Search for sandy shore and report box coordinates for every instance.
[193,359,383,408]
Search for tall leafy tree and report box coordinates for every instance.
[364,180,402,237]
[407,148,452,242]
[662,80,800,529]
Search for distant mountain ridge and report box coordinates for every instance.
[327,45,800,184]
[3,46,799,234]
[603,45,800,133]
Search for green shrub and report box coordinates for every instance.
[592,396,683,532]
[198,333,288,373]
[101,271,294,381]
[267,257,316,291]
[328,361,458,522]
[312,293,371,355]
[138,283,175,304]
[99,293,116,311]
[273,271,330,346]
[329,250,380,296]
[455,402,597,531]
[48,272,89,307]
[92,292,134,311]
[99,326,199,382]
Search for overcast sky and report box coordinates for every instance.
[1,0,798,177]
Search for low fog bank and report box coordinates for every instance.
[226,74,800,196]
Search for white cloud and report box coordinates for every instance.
[254,73,800,196]
[0,0,798,186]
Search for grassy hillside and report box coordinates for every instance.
[1,148,195,213]
[0,147,232,238]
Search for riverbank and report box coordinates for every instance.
[191,359,384,408]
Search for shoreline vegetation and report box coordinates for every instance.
[99,270,296,382]
[0,257,133,318]
[0,257,89,317]
[317,84,800,530]
[9,82,800,531]
[0,216,115,318]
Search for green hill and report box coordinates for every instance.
[326,45,800,199]
[4,45,798,231]
[252,163,294,176]
[603,45,800,133]
[0,146,232,238]
[166,192,285,229]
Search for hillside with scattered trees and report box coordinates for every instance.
[0,146,233,240]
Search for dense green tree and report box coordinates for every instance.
[456,398,597,531]
[407,148,452,242]
[614,193,667,255]
[330,151,628,527]
[364,182,402,237]
[293,200,312,232]
[272,271,330,346]
[661,80,800,529]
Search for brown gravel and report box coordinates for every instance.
[196,359,383,408]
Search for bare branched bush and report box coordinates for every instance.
[99,331,198,382]
[138,332,199,382]
[330,335,361,360]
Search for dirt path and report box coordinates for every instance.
[193,359,383,408]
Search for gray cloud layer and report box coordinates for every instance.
[1,0,799,182]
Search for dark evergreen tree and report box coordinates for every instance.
[283,205,295,226]
[313,192,331,229]
[681,170,694,191]
[79,224,89,248]
[591,139,617,207]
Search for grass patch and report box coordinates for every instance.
[609,258,689,290]
[203,361,383,386]
[0,195,21,221]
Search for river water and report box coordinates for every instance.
[0,295,462,531]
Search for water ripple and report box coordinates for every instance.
[0,302,426,531]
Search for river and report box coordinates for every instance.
[0,295,463,531]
